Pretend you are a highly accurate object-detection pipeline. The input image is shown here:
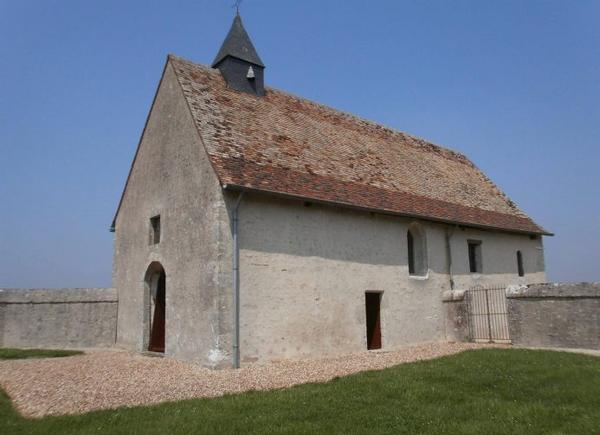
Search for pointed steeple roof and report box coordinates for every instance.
[212,14,264,68]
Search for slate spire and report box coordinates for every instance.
[212,13,264,67]
[212,13,265,96]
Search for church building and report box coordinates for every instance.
[111,14,550,368]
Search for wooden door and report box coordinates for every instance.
[365,292,382,350]
[149,273,166,352]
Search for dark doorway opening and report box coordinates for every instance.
[365,292,382,350]
[147,265,166,353]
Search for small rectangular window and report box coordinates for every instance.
[150,215,161,245]
[468,240,482,273]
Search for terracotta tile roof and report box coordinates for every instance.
[169,55,550,235]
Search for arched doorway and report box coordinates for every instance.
[144,262,166,353]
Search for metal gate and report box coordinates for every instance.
[466,285,510,343]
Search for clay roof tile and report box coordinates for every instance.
[170,55,550,235]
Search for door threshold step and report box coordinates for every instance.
[141,351,165,358]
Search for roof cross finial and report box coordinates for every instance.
[232,0,243,15]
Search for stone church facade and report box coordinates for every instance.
[111,15,549,368]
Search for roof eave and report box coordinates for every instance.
[221,183,553,237]
[211,55,265,69]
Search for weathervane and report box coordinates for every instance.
[232,0,243,14]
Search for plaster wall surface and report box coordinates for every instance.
[112,62,232,367]
[507,282,600,350]
[449,228,545,289]
[0,288,117,348]
[235,195,545,363]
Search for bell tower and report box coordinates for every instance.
[212,13,265,96]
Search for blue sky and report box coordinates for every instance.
[1,0,598,287]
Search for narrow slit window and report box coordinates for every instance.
[517,250,524,277]
[407,230,415,275]
[150,215,161,245]
[468,240,482,273]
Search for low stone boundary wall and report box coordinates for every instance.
[506,282,600,350]
[0,288,117,348]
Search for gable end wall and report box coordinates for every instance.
[113,62,233,367]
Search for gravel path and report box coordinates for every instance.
[1,342,499,418]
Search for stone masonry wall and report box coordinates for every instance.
[442,290,470,343]
[507,282,600,350]
[0,288,117,348]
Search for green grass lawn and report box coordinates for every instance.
[1,348,599,434]
[0,348,83,360]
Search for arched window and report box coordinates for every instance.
[517,251,524,277]
[407,224,428,276]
